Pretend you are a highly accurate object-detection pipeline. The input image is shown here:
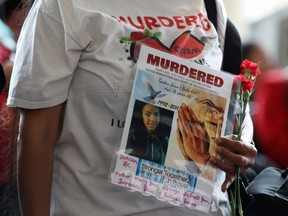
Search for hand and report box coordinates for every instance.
[176,103,210,165]
[210,135,257,192]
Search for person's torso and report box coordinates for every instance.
[20,0,228,215]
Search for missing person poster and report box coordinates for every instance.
[110,45,235,213]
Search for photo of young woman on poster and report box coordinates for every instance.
[125,100,174,165]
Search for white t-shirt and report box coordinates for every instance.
[8,0,231,215]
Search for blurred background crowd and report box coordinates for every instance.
[224,0,288,172]
[0,1,23,215]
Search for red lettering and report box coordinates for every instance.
[185,15,199,27]
[123,161,131,168]
[114,15,211,31]
[198,13,211,31]
[147,53,160,66]
[189,68,198,79]
[174,46,201,56]
[117,16,128,24]
[144,16,161,30]
[146,55,223,87]
[214,76,224,87]
[197,70,206,82]
[111,16,122,23]
[170,61,180,73]
[206,74,214,85]
[179,64,189,76]
[160,58,170,70]
[158,16,174,27]
[129,16,145,29]
[172,16,186,29]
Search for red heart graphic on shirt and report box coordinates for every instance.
[130,30,205,62]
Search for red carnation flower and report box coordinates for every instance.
[240,59,261,78]
[241,75,254,92]
[235,74,254,92]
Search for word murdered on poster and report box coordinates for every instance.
[146,53,224,87]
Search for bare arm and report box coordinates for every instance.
[18,103,64,216]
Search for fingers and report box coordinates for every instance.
[180,103,198,122]
[179,103,207,142]
[210,156,236,176]
[179,104,199,133]
[221,174,235,192]
[176,119,188,159]
[216,136,256,157]
[215,137,257,169]
[178,106,190,135]
[209,156,236,192]
[186,103,199,122]
[215,145,250,170]
[186,105,202,138]
[216,136,238,150]
[177,103,211,163]
[181,103,192,121]
[211,136,257,191]
[178,104,197,151]
[177,117,186,140]
[199,121,210,152]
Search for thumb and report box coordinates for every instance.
[221,174,235,192]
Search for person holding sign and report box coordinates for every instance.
[7,0,257,215]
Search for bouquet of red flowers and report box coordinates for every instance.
[231,59,261,216]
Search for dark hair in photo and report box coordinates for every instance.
[130,100,173,139]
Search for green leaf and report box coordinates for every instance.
[143,29,153,37]
[153,31,162,38]
[243,90,250,100]
[119,36,131,42]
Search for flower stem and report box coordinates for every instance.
[236,167,243,216]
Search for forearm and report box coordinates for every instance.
[18,138,54,216]
[18,104,64,216]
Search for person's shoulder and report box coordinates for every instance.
[27,0,61,20]
[33,0,71,21]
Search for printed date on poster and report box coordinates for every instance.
[158,100,179,110]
